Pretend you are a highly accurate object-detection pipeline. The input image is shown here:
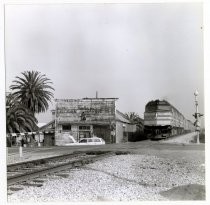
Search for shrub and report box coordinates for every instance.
[128,130,147,142]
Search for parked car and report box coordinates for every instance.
[79,137,105,145]
[64,136,105,146]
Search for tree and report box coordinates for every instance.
[10,71,54,114]
[125,112,145,142]
[6,93,38,133]
[125,112,144,128]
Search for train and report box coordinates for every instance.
[144,100,195,140]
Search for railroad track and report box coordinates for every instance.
[7,151,116,186]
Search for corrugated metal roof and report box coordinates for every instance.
[37,123,47,128]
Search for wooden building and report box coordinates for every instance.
[39,120,55,146]
[53,98,136,145]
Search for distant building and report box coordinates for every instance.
[51,98,136,145]
[39,120,55,146]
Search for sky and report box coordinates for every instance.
[4,3,204,125]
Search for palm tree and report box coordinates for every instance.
[125,112,145,141]
[6,93,38,133]
[10,71,54,114]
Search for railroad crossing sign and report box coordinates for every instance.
[194,120,201,131]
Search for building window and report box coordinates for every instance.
[62,124,71,131]
[79,126,90,130]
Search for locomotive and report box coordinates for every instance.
[144,100,194,140]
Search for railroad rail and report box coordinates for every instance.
[7,151,115,186]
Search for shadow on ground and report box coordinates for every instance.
[160,184,205,200]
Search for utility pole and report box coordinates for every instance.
[193,90,203,144]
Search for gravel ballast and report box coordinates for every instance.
[8,154,205,202]
[163,132,197,144]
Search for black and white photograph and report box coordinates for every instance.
[0,0,208,203]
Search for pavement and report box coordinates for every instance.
[7,139,205,165]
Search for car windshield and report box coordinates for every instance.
[80,139,87,143]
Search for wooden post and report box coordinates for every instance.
[19,146,23,158]
[196,131,200,144]
[19,136,23,157]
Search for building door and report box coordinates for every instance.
[79,131,91,139]
[43,133,55,146]
[78,125,91,141]
[93,125,111,143]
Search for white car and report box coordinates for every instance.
[64,135,105,146]
[79,137,105,145]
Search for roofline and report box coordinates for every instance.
[115,118,134,124]
[55,98,118,102]
[116,110,136,124]
[39,120,55,130]
[116,110,129,119]
[83,98,119,100]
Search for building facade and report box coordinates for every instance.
[53,98,136,145]
[39,120,55,146]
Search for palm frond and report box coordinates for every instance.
[10,70,54,114]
